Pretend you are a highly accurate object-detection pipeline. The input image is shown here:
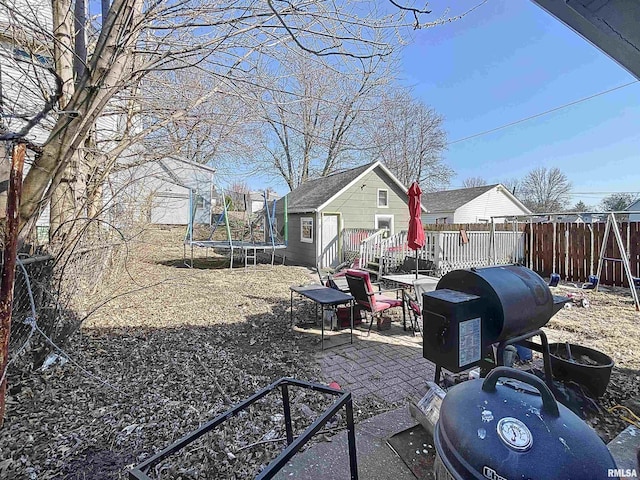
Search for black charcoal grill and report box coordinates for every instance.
[422,264,569,384]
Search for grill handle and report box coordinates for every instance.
[482,367,560,417]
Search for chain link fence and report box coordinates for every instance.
[3,220,128,376]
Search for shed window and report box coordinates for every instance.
[377,189,388,207]
[301,217,313,243]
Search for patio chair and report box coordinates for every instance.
[394,256,436,276]
[403,278,437,337]
[316,258,361,292]
[345,269,406,336]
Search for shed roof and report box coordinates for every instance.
[423,184,498,213]
[279,161,429,214]
[282,162,393,213]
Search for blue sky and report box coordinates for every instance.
[247,0,639,206]
[400,0,639,207]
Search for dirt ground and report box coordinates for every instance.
[542,284,640,442]
[1,226,638,479]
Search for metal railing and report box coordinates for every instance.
[128,378,358,480]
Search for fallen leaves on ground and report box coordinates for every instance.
[1,227,397,479]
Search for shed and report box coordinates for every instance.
[422,184,531,224]
[108,156,215,226]
[274,161,420,268]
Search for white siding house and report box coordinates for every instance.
[627,199,640,222]
[107,157,215,226]
[422,184,531,224]
[249,191,280,214]
[0,0,55,147]
[0,0,125,231]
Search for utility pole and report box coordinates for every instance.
[0,143,25,427]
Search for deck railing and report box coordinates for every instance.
[356,229,525,276]
[354,229,387,269]
[342,228,378,261]
[436,230,525,275]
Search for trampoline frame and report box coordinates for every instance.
[183,188,287,269]
[183,240,286,269]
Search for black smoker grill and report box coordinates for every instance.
[422,264,569,384]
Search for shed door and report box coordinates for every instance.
[151,193,189,225]
[321,214,340,268]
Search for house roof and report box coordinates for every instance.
[423,184,498,213]
[284,163,372,212]
[531,0,640,80]
[625,198,640,211]
[282,161,419,213]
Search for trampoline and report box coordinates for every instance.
[183,187,287,270]
[183,240,286,269]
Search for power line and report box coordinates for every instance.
[448,80,639,145]
[570,191,640,195]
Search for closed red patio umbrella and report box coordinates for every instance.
[407,182,425,278]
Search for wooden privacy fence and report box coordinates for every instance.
[525,222,640,286]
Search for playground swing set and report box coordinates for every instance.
[545,212,640,311]
[593,213,640,311]
[182,188,288,269]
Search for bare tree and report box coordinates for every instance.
[519,167,572,213]
[229,181,250,193]
[462,177,487,188]
[0,0,485,234]
[369,89,451,190]
[250,53,390,190]
[500,178,521,196]
[600,193,639,212]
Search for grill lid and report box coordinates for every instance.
[435,265,558,343]
[434,367,618,480]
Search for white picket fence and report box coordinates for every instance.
[434,230,526,275]
[352,229,526,276]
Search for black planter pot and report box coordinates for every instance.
[548,343,614,397]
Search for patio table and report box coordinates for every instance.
[380,274,439,330]
[289,285,354,350]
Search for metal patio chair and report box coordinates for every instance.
[393,256,436,276]
[403,278,437,337]
[345,269,406,336]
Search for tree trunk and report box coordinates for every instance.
[0,143,25,428]
[52,0,75,104]
[73,0,88,82]
[20,0,141,232]
[48,0,78,239]
[49,152,79,242]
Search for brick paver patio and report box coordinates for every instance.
[315,322,436,404]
